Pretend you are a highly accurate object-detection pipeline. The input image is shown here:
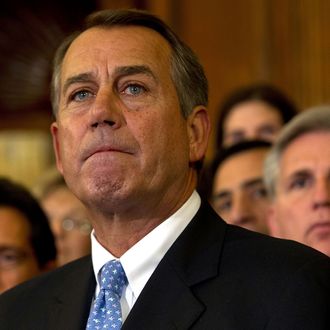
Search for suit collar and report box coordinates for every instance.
[166,201,227,285]
[48,256,96,330]
[123,201,227,329]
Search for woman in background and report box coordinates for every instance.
[216,83,298,148]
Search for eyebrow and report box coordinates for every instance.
[62,72,94,96]
[212,190,231,201]
[289,169,311,176]
[0,246,21,252]
[213,177,264,200]
[113,65,156,80]
[62,65,156,96]
[286,169,314,180]
[241,178,264,190]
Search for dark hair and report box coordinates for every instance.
[215,83,298,148]
[51,8,208,118]
[0,177,56,268]
[198,140,272,200]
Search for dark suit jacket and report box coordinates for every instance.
[0,202,329,330]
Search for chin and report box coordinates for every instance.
[83,176,129,203]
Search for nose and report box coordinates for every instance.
[313,178,330,209]
[230,193,253,226]
[49,218,65,241]
[90,89,124,129]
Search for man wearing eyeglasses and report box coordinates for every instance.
[34,169,92,266]
[0,178,56,294]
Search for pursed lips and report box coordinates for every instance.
[306,220,330,237]
[83,143,135,161]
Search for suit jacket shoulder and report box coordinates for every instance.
[0,255,95,330]
[122,202,330,330]
[1,201,329,330]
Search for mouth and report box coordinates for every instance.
[306,221,330,238]
[90,147,122,157]
[83,145,133,161]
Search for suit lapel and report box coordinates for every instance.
[48,257,96,330]
[123,202,227,330]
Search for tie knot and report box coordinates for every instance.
[100,260,127,297]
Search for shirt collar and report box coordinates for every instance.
[91,191,201,299]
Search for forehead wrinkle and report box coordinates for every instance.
[113,65,157,81]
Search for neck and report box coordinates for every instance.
[88,171,198,256]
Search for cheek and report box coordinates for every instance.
[275,202,305,233]
[58,126,83,165]
[257,201,270,216]
[133,112,187,155]
[61,125,81,147]
[3,265,35,286]
[70,233,90,249]
[276,199,295,218]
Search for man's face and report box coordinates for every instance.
[212,148,270,234]
[42,186,91,267]
[269,131,330,256]
[51,26,208,217]
[0,207,41,294]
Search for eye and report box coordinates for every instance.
[225,131,245,145]
[71,90,94,102]
[2,252,18,262]
[258,125,278,139]
[122,84,146,96]
[289,176,310,191]
[251,186,268,199]
[0,249,27,269]
[213,197,232,213]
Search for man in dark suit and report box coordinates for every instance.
[0,9,329,330]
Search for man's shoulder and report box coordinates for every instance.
[200,201,329,262]
[196,201,330,275]
[0,255,92,308]
[222,223,330,283]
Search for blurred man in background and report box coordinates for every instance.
[0,177,56,294]
[34,167,91,266]
[265,105,330,256]
[210,140,271,234]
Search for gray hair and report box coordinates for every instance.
[51,9,208,118]
[264,105,330,199]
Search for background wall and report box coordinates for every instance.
[1,0,329,187]
[148,0,330,155]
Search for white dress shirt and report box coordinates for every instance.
[90,190,201,322]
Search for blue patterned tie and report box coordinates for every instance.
[86,260,127,329]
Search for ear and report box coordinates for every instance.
[50,122,64,175]
[266,204,281,238]
[187,106,211,164]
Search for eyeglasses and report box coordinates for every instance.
[61,218,92,235]
[0,248,29,270]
